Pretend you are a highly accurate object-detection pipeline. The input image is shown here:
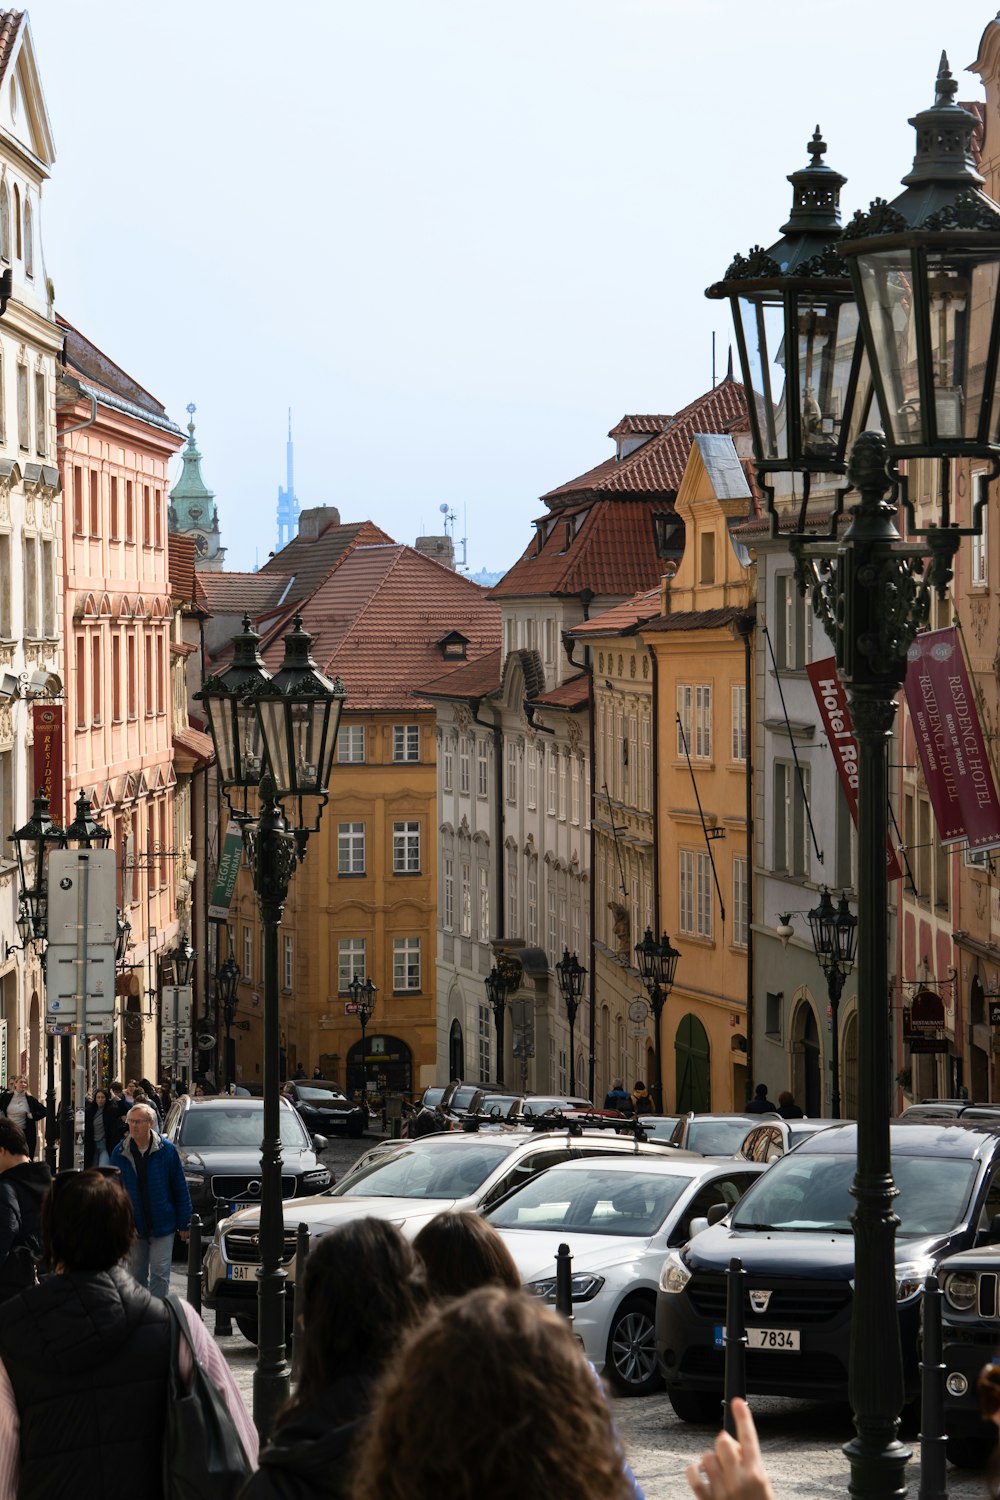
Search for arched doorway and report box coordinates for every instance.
[346,1033,413,1098]
[841,1010,858,1119]
[28,991,40,1097]
[675,1013,710,1113]
[792,1000,821,1117]
[449,1019,464,1082]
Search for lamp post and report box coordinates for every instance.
[633,928,681,1110]
[348,975,376,1103]
[217,953,241,1093]
[555,948,586,1095]
[807,889,857,1119]
[9,791,59,1167]
[196,612,345,1439]
[59,793,111,1169]
[484,966,509,1087]
[163,930,196,1092]
[711,62,1000,1500]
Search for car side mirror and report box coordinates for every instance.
[706,1202,730,1227]
[312,1135,328,1152]
[688,1216,710,1240]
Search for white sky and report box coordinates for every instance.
[23,0,1000,574]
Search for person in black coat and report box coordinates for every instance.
[84,1090,128,1168]
[745,1083,778,1115]
[0,1118,50,1301]
[0,1077,47,1161]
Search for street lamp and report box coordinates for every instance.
[115,910,132,966]
[217,953,241,1093]
[348,975,376,1103]
[555,948,586,1095]
[712,60,1000,1500]
[633,928,681,1111]
[59,793,111,1168]
[9,791,60,1168]
[807,889,857,1120]
[166,930,196,987]
[484,954,522,1088]
[196,610,345,1439]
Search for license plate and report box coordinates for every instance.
[748,1327,799,1350]
[226,1264,256,1283]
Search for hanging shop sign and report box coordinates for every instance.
[208,822,244,920]
[32,703,62,813]
[908,989,946,1033]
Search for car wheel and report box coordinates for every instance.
[605,1295,661,1396]
[947,1432,996,1469]
[668,1389,723,1424]
[348,1120,366,1138]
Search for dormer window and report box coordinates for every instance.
[699,532,716,585]
[439,630,468,661]
[535,520,546,556]
[653,510,683,560]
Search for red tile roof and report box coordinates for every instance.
[197,571,288,615]
[641,606,754,635]
[529,674,589,710]
[173,725,214,766]
[418,648,502,701]
[168,534,199,604]
[607,415,674,438]
[57,315,174,422]
[568,586,662,638]
[263,545,501,713]
[0,13,22,88]
[258,519,393,612]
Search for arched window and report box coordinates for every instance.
[0,187,10,263]
[675,1012,711,1113]
[12,184,20,260]
[23,194,31,277]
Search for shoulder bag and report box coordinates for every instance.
[162,1292,253,1500]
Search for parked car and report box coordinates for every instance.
[162,1094,331,1233]
[521,1095,593,1116]
[282,1079,368,1138]
[634,1115,684,1143]
[656,1120,1000,1421]
[669,1114,763,1158]
[202,1126,684,1341]
[900,1101,1000,1123]
[735,1117,837,1163]
[936,1241,1000,1467]
[487,1154,764,1395]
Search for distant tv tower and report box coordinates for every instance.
[276,409,301,551]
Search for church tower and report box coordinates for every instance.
[168,403,226,571]
[276,408,300,551]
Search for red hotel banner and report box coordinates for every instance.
[31,702,63,814]
[806,660,903,881]
[903,627,1000,853]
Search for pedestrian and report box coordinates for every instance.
[83,1088,123,1168]
[354,1286,636,1500]
[0,1167,257,1499]
[745,1083,778,1115]
[604,1078,631,1113]
[111,1103,192,1298]
[311,1067,323,1080]
[293,1063,307,1080]
[631,1080,654,1116]
[139,1078,162,1126]
[0,1120,49,1301]
[413,1211,520,1298]
[0,1078,46,1163]
[685,1397,776,1500]
[777,1090,804,1120]
[240,1217,429,1500]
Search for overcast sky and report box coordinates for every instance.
[24,0,1000,575]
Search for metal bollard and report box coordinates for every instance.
[555,1242,573,1322]
[291,1222,311,1367]
[919,1273,948,1500]
[213,1198,234,1338]
[186,1214,203,1313]
[723,1256,748,1437]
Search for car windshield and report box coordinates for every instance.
[641,1117,682,1141]
[178,1108,308,1149]
[331,1141,514,1200]
[731,1151,979,1234]
[450,1087,480,1110]
[295,1087,348,1103]
[686,1119,755,1155]
[522,1098,590,1116]
[488,1166,688,1236]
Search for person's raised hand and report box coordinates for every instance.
[685,1398,776,1500]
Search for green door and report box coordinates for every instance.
[675,1013,711,1113]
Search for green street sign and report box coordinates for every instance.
[208,821,244,920]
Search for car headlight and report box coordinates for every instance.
[660,1250,692,1295]
[180,1150,205,1186]
[895,1261,933,1303]
[943,1272,979,1312]
[300,1169,331,1189]
[526,1273,605,1303]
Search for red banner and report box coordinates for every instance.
[904,627,1000,853]
[31,702,62,814]
[806,659,903,881]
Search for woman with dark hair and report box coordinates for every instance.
[83,1089,125,1168]
[241,1217,429,1500]
[355,1286,637,1500]
[413,1210,520,1298]
[0,1078,46,1162]
[0,1169,256,1499]
[138,1079,162,1126]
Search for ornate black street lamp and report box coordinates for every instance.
[712,59,1000,1500]
[59,793,111,1166]
[166,930,196,987]
[807,889,857,1119]
[217,953,241,1093]
[115,910,132,967]
[633,928,681,1110]
[484,954,522,1088]
[348,975,376,1103]
[196,611,345,1439]
[555,948,586,1095]
[9,791,60,1168]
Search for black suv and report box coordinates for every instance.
[656,1121,1000,1422]
[282,1080,367,1138]
[162,1094,331,1227]
[935,1241,1000,1467]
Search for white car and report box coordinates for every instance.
[486,1153,764,1395]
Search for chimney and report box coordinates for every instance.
[298,506,341,541]
[414,535,455,570]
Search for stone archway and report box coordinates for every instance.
[841,1009,858,1120]
[675,1013,711,1113]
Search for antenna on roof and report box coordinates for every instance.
[712,331,716,388]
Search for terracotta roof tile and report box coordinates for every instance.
[0,13,22,89]
[418,647,502,701]
[258,518,394,611]
[491,500,676,600]
[262,545,501,713]
[168,534,198,604]
[607,415,674,438]
[641,606,754,634]
[57,315,173,422]
[197,571,288,615]
[173,725,214,764]
[568,586,662,638]
[530,673,589,710]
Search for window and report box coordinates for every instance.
[12,185,19,261]
[282,935,293,991]
[338,821,365,875]
[142,485,151,546]
[33,372,44,455]
[143,634,153,715]
[72,466,84,534]
[546,752,557,815]
[477,739,489,798]
[677,684,712,758]
[22,535,36,636]
[393,937,421,992]
[558,753,567,820]
[243,925,253,983]
[773,762,810,877]
[505,741,517,804]
[41,539,54,636]
[442,739,453,792]
[973,473,989,586]
[0,352,5,443]
[0,749,10,864]
[0,533,9,636]
[126,632,137,719]
[460,861,472,937]
[544,618,557,666]
[731,683,747,762]
[733,856,748,948]
[392,820,420,874]
[154,488,163,549]
[22,194,31,277]
[443,857,454,929]
[109,477,119,541]
[112,634,122,721]
[775,572,812,670]
[125,480,135,544]
[16,364,28,451]
[699,531,716,585]
[547,884,557,961]
[0,187,9,262]
[765,992,783,1039]
[680,849,713,938]
[156,631,165,714]
[478,1007,491,1085]
[570,757,581,824]
[478,867,490,941]
[337,724,365,762]
[835,779,856,890]
[338,938,366,992]
[459,736,470,795]
[505,617,516,655]
[527,858,538,944]
[393,724,420,761]
[527,744,537,809]
[507,858,518,936]
[74,635,86,728]
[87,471,99,535]
[91,633,102,725]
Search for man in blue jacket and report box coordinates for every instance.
[111,1102,191,1297]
